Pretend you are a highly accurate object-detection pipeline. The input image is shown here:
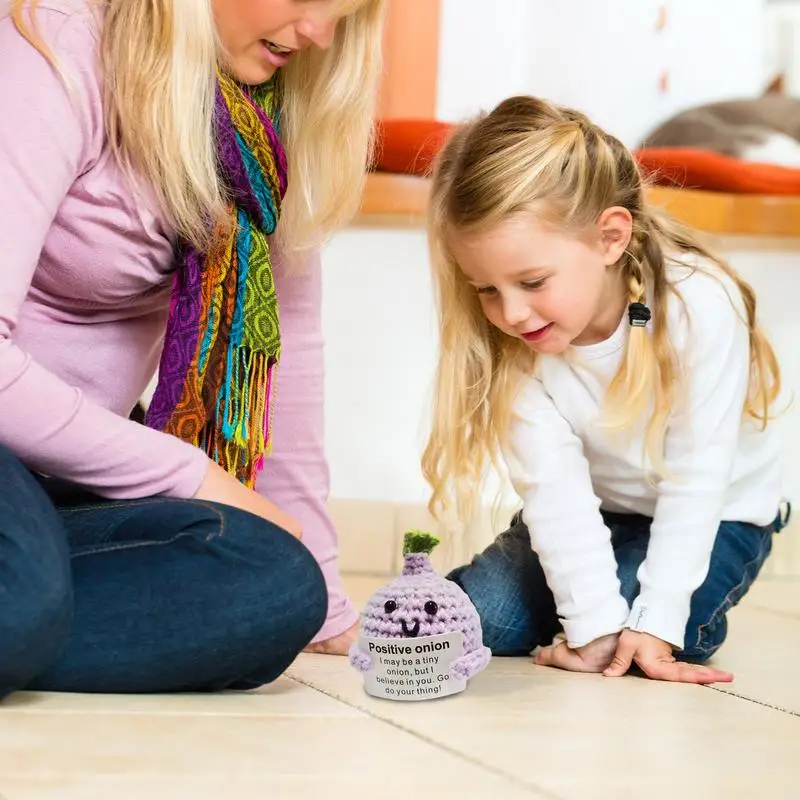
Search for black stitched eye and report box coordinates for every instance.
[384,600,397,614]
[424,600,439,616]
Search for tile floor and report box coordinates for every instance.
[1,575,799,799]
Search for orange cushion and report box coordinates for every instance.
[635,147,800,195]
[373,121,800,196]
[372,119,454,176]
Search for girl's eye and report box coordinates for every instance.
[475,286,497,295]
[521,279,546,290]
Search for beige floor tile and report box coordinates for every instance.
[742,578,800,618]
[0,715,388,778]
[290,655,800,799]
[415,700,800,800]
[0,774,539,800]
[710,603,800,714]
[0,710,541,798]
[289,652,671,721]
[3,675,359,717]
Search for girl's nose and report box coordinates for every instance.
[502,295,532,328]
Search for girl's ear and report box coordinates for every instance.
[597,206,633,266]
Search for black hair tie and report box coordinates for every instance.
[628,302,651,328]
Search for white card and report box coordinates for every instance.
[359,631,466,701]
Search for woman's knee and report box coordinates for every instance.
[0,447,73,695]
[0,569,72,696]
[216,519,328,689]
[265,528,329,644]
[210,508,328,648]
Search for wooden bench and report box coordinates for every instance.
[357,173,800,241]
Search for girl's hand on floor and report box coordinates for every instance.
[193,460,303,539]
[534,632,620,673]
[603,630,733,684]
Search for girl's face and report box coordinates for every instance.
[448,210,633,354]
[213,0,345,85]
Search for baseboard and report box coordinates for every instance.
[329,498,800,580]
[327,497,519,577]
[763,520,800,579]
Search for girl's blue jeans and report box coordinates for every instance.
[448,506,790,661]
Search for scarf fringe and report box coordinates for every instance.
[194,350,276,488]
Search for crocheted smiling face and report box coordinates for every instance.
[359,532,485,656]
[349,531,492,688]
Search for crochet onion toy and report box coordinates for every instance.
[349,531,491,696]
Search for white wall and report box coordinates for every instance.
[724,245,800,500]
[321,228,440,504]
[435,0,536,123]
[436,0,768,146]
[321,228,800,511]
[321,226,515,508]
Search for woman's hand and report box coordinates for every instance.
[603,630,733,684]
[193,460,302,539]
[534,632,620,673]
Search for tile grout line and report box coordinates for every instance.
[0,708,359,718]
[286,674,564,800]
[704,685,800,718]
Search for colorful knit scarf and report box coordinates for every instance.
[145,71,288,487]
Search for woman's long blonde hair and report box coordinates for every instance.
[422,95,781,523]
[9,0,385,250]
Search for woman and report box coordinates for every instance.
[0,0,384,696]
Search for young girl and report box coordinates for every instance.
[0,0,383,696]
[422,96,789,684]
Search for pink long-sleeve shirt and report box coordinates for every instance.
[0,0,356,640]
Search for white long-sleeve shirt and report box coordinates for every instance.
[504,259,786,649]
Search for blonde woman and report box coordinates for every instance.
[423,96,790,684]
[0,0,384,696]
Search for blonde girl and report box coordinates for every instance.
[0,0,384,696]
[423,95,789,683]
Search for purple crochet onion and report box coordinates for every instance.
[349,531,491,681]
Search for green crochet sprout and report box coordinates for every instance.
[402,530,439,557]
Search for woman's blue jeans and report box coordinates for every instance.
[0,444,328,697]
